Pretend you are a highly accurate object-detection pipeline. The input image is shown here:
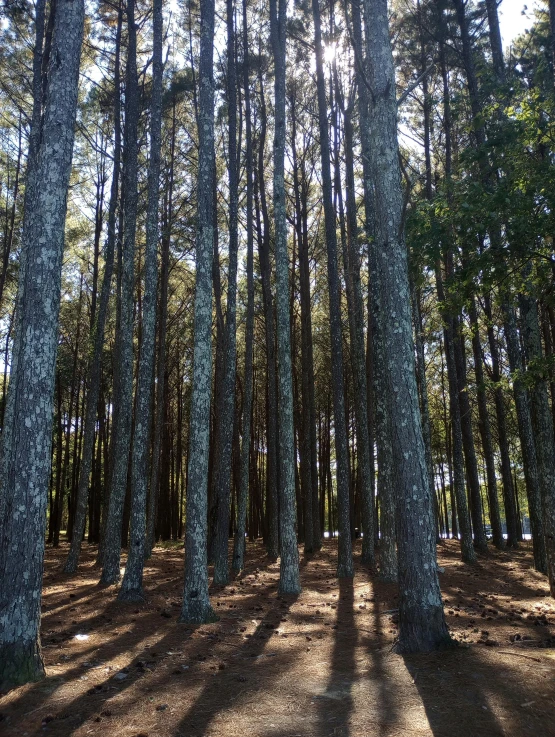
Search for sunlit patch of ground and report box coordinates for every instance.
[1,539,554,737]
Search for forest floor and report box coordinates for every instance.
[1,540,555,737]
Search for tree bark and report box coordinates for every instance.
[341,87,375,566]
[63,4,123,574]
[232,0,254,572]
[311,0,353,578]
[0,0,84,690]
[119,0,163,599]
[212,0,240,586]
[519,292,555,595]
[468,299,504,549]
[270,0,301,594]
[100,0,139,585]
[362,0,450,652]
[179,0,218,623]
[435,269,476,564]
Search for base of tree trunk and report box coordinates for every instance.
[360,544,375,567]
[100,563,121,586]
[0,640,45,692]
[394,605,454,654]
[277,578,301,596]
[336,563,354,579]
[459,538,478,564]
[117,586,145,602]
[178,602,219,624]
[212,569,229,587]
[62,554,79,575]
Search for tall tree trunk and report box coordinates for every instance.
[146,98,176,557]
[453,322,487,551]
[63,4,123,574]
[120,0,163,599]
[0,118,22,311]
[435,270,476,564]
[255,70,279,559]
[370,256,397,579]
[212,0,240,585]
[412,288,437,539]
[270,0,301,594]
[502,300,546,564]
[290,90,314,555]
[0,0,84,689]
[232,0,254,572]
[350,0,378,551]
[100,0,139,585]
[519,292,555,595]
[362,0,450,652]
[311,0,353,578]
[342,90,375,566]
[179,0,218,623]
[468,299,504,549]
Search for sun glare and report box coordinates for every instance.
[324,42,336,64]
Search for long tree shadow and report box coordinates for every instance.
[315,576,356,737]
[2,587,288,735]
[401,645,547,737]
[368,581,401,736]
[171,593,299,737]
[1,544,278,729]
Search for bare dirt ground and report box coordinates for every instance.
[1,539,555,737]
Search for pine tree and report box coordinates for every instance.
[0,0,85,688]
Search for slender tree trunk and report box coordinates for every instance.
[255,71,279,559]
[63,5,123,574]
[435,270,476,564]
[179,0,218,623]
[311,0,353,578]
[342,94,375,566]
[519,292,555,595]
[100,0,139,585]
[362,0,450,652]
[119,0,163,599]
[412,288,438,534]
[270,0,301,594]
[350,0,377,554]
[501,300,546,564]
[0,0,84,690]
[453,322,487,551]
[146,100,176,557]
[0,119,22,311]
[468,300,504,548]
[232,0,254,571]
[212,0,240,585]
[290,92,314,555]
[370,260,397,579]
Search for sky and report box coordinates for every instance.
[498,0,541,47]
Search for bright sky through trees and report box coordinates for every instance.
[499,0,540,45]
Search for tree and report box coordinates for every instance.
[100,0,140,585]
[311,0,353,579]
[119,0,164,600]
[0,0,85,688]
[179,0,219,623]
[270,0,301,595]
[362,0,451,651]
[63,1,123,575]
